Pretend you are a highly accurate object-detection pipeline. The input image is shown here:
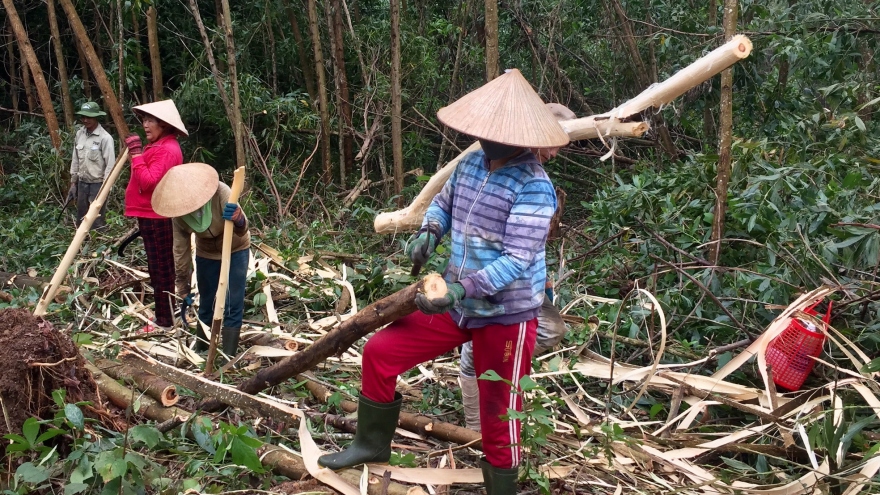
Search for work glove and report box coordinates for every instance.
[406,223,441,266]
[124,134,143,156]
[415,282,465,315]
[66,181,77,202]
[223,202,246,228]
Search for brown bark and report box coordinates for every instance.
[146,6,163,100]
[390,0,403,204]
[96,358,179,406]
[3,0,63,151]
[58,0,131,138]
[307,0,332,180]
[4,22,20,126]
[73,35,92,100]
[302,374,482,448]
[47,0,75,128]
[88,362,416,495]
[329,0,353,181]
[201,274,447,411]
[131,9,148,103]
[284,3,318,102]
[117,0,124,103]
[484,0,499,81]
[19,44,36,113]
[186,0,231,109]
[708,0,739,265]
[219,0,247,171]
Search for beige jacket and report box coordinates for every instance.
[70,124,115,183]
[173,182,250,296]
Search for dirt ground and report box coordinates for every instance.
[0,308,113,436]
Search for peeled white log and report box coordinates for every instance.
[373,35,752,235]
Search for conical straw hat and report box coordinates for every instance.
[437,69,570,148]
[133,100,189,136]
[152,163,219,217]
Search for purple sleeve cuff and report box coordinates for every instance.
[458,277,475,298]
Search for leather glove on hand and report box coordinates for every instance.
[223,202,246,228]
[405,224,441,266]
[124,134,143,156]
[66,181,77,201]
[415,282,465,315]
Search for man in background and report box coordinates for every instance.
[68,101,115,230]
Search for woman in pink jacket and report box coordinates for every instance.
[123,100,187,331]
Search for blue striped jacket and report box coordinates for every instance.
[424,149,556,328]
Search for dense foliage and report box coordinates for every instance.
[1,0,879,492]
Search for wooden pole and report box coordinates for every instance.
[204,167,245,373]
[200,273,447,411]
[146,7,163,100]
[34,149,130,317]
[47,0,75,129]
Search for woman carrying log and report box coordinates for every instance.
[317,69,567,495]
[457,102,573,433]
[151,163,250,356]
[123,100,187,332]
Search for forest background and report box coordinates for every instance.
[0,0,880,494]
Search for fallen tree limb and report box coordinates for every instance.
[301,373,482,449]
[87,362,419,495]
[96,358,179,406]
[201,273,447,411]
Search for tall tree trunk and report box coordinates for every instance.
[265,3,278,96]
[3,0,62,151]
[117,0,124,104]
[19,44,36,114]
[332,0,353,181]
[284,3,318,103]
[307,0,332,180]
[48,0,75,128]
[703,0,718,144]
[146,6,163,100]
[219,0,246,171]
[131,9,148,103]
[708,0,738,265]
[74,37,92,100]
[4,23,20,126]
[436,1,470,171]
[390,0,403,205]
[58,0,131,138]
[484,0,499,81]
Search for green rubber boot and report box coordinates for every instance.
[221,326,241,356]
[318,393,402,470]
[193,322,209,353]
[481,458,518,495]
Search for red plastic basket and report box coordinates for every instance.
[765,301,831,391]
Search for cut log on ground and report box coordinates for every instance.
[97,358,179,406]
[201,273,447,411]
[301,373,482,449]
[88,361,422,495]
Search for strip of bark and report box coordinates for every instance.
[201,274,446,411]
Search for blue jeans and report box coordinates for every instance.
[196,249,249,329]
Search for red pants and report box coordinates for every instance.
[362,311,537,468]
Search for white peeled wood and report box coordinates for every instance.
[205,166,245,373]
[374,35,752,234]
[35,148,130,316]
